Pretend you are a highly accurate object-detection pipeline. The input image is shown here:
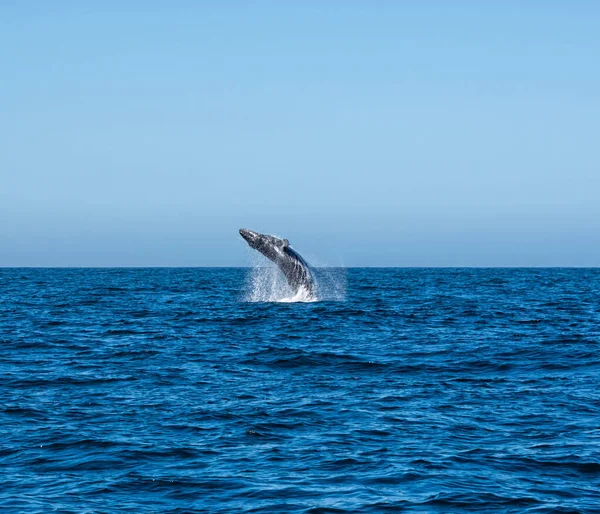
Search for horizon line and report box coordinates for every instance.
[1,266,599,270]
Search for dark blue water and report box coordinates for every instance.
[1,268,599,512]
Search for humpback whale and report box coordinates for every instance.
[239,228,315,296]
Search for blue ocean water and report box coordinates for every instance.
[1,268,599,513]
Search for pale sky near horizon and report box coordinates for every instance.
[1,2,599,266]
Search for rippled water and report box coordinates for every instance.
[1,268,599,512]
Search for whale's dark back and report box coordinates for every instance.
[280,246,314,293]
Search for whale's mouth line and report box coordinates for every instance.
[239,228,257,246]
[240,228,271,251]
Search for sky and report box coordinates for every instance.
[1,1,599,266]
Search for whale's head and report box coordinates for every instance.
[239,228,289,261]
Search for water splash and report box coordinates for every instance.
[243,252,346,303]
[312,267,347,302]
[245,263,314,302]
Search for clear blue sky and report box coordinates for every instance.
[1,2,599,266]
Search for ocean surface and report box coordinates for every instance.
[1,267,599,513]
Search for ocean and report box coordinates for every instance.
[1,267,599,512]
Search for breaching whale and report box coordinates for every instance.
[239,228,314,296]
